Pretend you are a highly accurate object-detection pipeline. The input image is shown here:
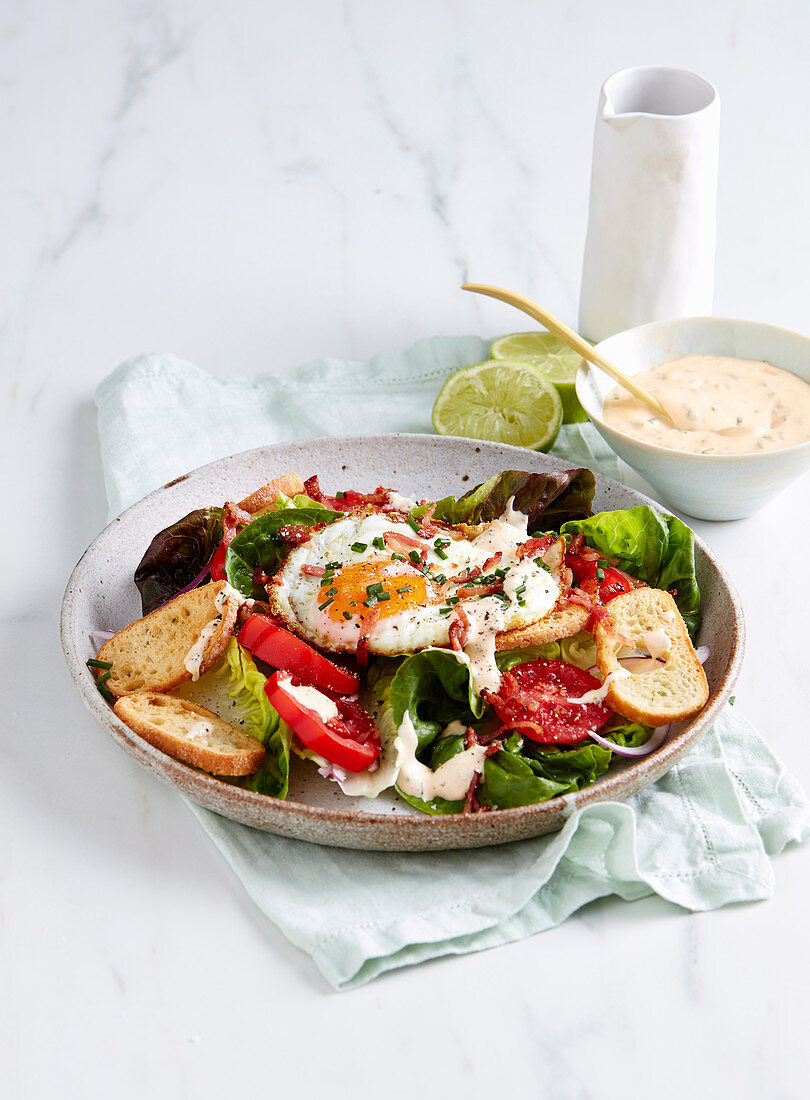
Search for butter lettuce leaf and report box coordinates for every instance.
[219,639,292,798]
[561,505,701,639]
[225,504,343,599]
[382,648,484,754]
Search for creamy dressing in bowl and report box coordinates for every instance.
[602,354,810,454]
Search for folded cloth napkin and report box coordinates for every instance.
[95,336,809,991]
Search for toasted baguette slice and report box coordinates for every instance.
[97,581,239,697]
[114,693,265,776]
[496,604,589,650]
[593,588,708,726]
[238,472,306,515]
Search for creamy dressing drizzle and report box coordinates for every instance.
[641,628,671,660]
[183,584,251,682]
[277,677,339,722]
[385,490,419,512]
[603,355,810,454]
[568,667,631,705]
[183,619,220,681]
[396,712,487,801]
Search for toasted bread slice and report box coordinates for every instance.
[114,693,265,776]
[496,604,589,650]
[97,581,239,697]
[238,472,306,515]
[593,588,708,726]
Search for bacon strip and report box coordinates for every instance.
[455,582,503,598]
[279,524,316,546]
[516,536,554,560]
[300,564,326,577]
[449,605,470,652]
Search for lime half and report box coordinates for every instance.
[491,331,587,423]
[432,359,562,452]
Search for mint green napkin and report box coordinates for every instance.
[95,336,809,991]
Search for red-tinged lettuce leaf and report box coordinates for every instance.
[413,468,595,532]
[134,506,224,616]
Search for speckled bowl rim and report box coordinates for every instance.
[61,434,745,851]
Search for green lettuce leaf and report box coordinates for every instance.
[561,505,701,638]
[218,639,292,798]
[385,648,484,753]
[225,504,343,599]
[412,468,595,532]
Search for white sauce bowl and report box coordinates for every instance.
[576,316,810,520]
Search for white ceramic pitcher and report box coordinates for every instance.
[579,67,720,343]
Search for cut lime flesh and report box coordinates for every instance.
[432,359,563,452]
[491,331,587,423]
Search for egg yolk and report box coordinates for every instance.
[318,558,431,622]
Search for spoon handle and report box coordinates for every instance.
[462,282,672,422]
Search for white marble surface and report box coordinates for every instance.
[4,2,810,1097]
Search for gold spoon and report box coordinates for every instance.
[462,282,672,423]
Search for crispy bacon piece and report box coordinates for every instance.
[449,605,470,652]
[516,536,554,560]
[219,500,256,555]
[482,553,503,571]
[455,582,503,598]
[383,530,427,553]
[300,564,326,577]
[278,524,316,546]
[304,475,392,512]
[448,564,482,584]
[355,605,381,669]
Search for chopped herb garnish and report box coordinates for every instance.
[323,586,338,597]
[366,582,386,598]
[391,552,406,561]
[445,595,459,605]
[406,516,421,533]
[439,606,453,615]
[96,670,111,685]
[318,598,335,610]
[335,491,345,498]
[596,568,605,581]
[432,574,446,585]
[534,556,551,572]
[351,542,368,553]
[433,546,448,560]
[342,610,352,620]
[396,586,414,595]
[408,550,422,565]
[87,658,113,670]
[373,537,385,551]
[494,591,511,606]
[326,561,341,569]
[597,559,608,569]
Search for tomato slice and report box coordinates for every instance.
[210,539,228,582]
[598,566,639,603]
[239,614,359,695]
[264,672,381,772]
[485,659,612,744]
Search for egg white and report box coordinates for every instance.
[269,513,559,656]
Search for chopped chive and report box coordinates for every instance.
[597,559,609,569]
[318,598,335,610]
[433,546,448,560]
[434,538,450,549]
[326,561,341,569]
[408,550,422,565]
[366,582,386,598]
[342,611,352,620]
[596,568,605,581]
[445,595,459,605]
[432,574,446,585]
[87,658,113,670]
[397,586,414,595]
[98,683,115,703]
[373,536,385,551]
[406,516,421,533]
[335,491,345,498]
[439,606,453,615]
[96,670,111,685]
[351,542,368,553]
[391,552,406,561]
[494,592,511,606]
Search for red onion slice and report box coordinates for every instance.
[590,724,671,758]
[89,629,114,650]
[695,645,710,664]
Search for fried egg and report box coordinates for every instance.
[269,512,559,662]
